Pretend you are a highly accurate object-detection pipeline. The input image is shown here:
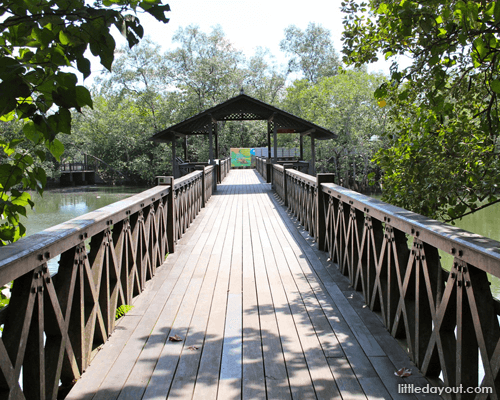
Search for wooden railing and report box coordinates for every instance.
[178,162,208,177]
[0,166,221,399]
[204,165,216,206]
[270,164,500,397]
[178,158,230,184]
[256,157,269,182]
[60,162,93,172]
[218,157,230,183]
[274,165,318,241]
[257,156,310,184]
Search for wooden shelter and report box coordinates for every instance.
[150,93,337,176]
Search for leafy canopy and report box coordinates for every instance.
[281,70,387,187]
[280,22,340,83]
[342,0,500,221]
[0,0,170,244]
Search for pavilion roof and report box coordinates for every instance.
[150,93,337,142]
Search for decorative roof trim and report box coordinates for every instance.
[150,93,337,142]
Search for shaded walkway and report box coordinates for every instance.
[67,170,438,400]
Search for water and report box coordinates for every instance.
[18,186,146,275]
[21,186,146,236]
[371,195,500,298]
[440,202,500,298]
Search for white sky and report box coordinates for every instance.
[104,0,392,77]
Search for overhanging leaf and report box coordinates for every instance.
[491,79,500,94]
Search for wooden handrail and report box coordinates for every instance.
[0,166,228,399]
[269,165,500,394]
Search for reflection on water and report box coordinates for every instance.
[439,202,500,299]
[21,186,145,237]
[20,186,146,274]
[371,194,500,299]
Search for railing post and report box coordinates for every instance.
[196,166,206,207]
[165,176,175,254]
[156,175,176,253]
[266,158,272,183]
[283,164,293,207]
[216,161,221,184]
[316,173,335,251]
[213,166,217,192]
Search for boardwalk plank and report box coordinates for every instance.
[249,185,292,400]
[256,187,342,400]
[115,185,230,400]
[218,172,244,400]
[327,357,367,400]
[254,189,317,400]
[167,184,236,399]
[241,180,266,400]
[67,170,442,400]
[191,176,238,400]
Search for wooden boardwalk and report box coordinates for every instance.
[67,170,439,400]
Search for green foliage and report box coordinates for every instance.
[0,284,11,311]
[115,304,134,320]
[91,26,289,165]
[281,70,388,189]
[164,25,246,112]
[342,0,500,221]
[0,0,170,244]
[280,23,341,83]
[71,94,172,184]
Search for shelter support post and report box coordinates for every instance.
[266,120,272,183]
[184,137,188,161]
[209,116,215,165]
[214,122,219,160]
[310,136,316,176]
[300,135,304,160]
[171,138,178,178]
[273,120,278,165]
[267,120,272,160]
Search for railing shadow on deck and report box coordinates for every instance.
[0,164,222,400]
[67,169,364,400]
[266,163,500,399]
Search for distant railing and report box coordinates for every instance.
[270,164,500,395]
[218,157,230,183]
[256,157,269,182]
[0,166,222,399]
[256,156,309,183]
[178,161,208,177]
[178,157,230,184]
[60,154,128,183]
[60,162,94,172]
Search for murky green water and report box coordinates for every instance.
[19,186,147,275]
[370,195,500,298]
[21,186,146,236]
[440,202,500,299]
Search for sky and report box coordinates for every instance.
[104,0,392,77]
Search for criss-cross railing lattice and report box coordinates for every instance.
[271,167,500,399]
[0,167,219,400]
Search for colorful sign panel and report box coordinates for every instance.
[231,148,256,168]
